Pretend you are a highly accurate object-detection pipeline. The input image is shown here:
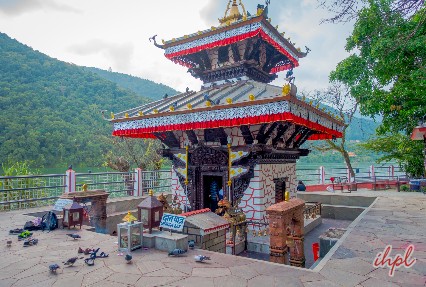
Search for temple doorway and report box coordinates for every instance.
[203,175,224,212]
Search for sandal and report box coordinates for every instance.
[23,238,38,247]
[98,252,109,258]
[9,228,24,235]
[84,258,95,266]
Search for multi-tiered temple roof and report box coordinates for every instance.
[111,1,344,143]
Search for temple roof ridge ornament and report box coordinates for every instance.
[219,0,247,26]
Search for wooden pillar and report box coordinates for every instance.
[266,198,305,266]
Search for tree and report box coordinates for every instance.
[361,133,424,176]
[318,0,425,23]
[328,0,425,175]
[103,137,167,172]
[304,81,360,178]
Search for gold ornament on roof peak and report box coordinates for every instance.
[219,0,247,26]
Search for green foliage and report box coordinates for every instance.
[0,32,173,168]
[102,136,169,171]
[400,184,409,192]
[0,160,46,210]
[360,133,424,177]
[85,67,178,101]
[330,1,426,134]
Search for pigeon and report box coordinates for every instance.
[125,254,132,264]
[49,264,60,273]
[194,255,210,263]
[163,93,168,99]
[66,233,81,240]
[188,240,195,249]
[186,87,190,93]
[168,249,187,256]
[63,257,82,266]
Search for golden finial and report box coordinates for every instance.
[187,103,192,110]
[297,47,301,52]
[226,98,233,104]
[268,18,271,22]
[282,84,291,96]
[302,95,306,101]
[110,112,115,119]
[249,94,255,101]
[197,31,202,35]
[275,25,279,29]
[205,101,212,107]
[281,32,285,36]
[161,39,165,44]
[82,183,88,191]
[125,113,129,118]
[122,211,137,223]
[153,109,159,114]
[211,26,216,30]
[138,111,143,116]
[169,106,175,112]
[148,189,154,196]
[184,35,189,39]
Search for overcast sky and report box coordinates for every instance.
[0,0,354,93]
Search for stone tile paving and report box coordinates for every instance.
[0,191,425,286]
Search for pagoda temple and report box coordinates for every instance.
[110,1,344,223]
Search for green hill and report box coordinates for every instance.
[0,32,169,168]
[84,67,178,101]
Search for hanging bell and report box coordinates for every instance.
[258,230,263,237]
[252,230,257,237]
[286,236,295,248]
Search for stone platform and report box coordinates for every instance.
[0,190,425,286]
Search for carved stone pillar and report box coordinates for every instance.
[266,198,305,266]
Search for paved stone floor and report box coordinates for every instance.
[0,190,425,287]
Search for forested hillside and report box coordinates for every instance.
[0,32,162,168]
[85,67,178,101]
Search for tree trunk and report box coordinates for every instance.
[342,150,355,179]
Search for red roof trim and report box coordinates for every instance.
[166,28,299,72]
[180,208,211,217]
[112,112,342,140]
[204,223,230,234]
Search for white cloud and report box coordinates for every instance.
[0,0,79,16]
[0,0,354,93]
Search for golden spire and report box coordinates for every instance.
[219,0,247,26]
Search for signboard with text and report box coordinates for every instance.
[159,213,186,232]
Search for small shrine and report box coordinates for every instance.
[110,1,344,225]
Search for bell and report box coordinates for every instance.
[258,230,263,237]
[286,237,295,248]
[252,230,257,237]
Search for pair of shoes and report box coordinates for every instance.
[23,238,38,247]
[18,231,33,240]
[9,228,24,235]
[89,248,109,259]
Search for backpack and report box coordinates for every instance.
[41,211,58,231]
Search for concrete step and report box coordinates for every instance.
[321,204,365,221]
[297,192,375,207]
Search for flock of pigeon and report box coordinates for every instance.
[10,230,212,274]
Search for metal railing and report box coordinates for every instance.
[0,174,66,211]
[141,170,172,194]
[296,165,407,185]
[0,169,172,211]
[304,202,322,219]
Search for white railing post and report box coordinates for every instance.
[133,168,143,197]
[65,168,76,193]
[389,165,395,179]
[319,166,325,184]
[370,165,375,181]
